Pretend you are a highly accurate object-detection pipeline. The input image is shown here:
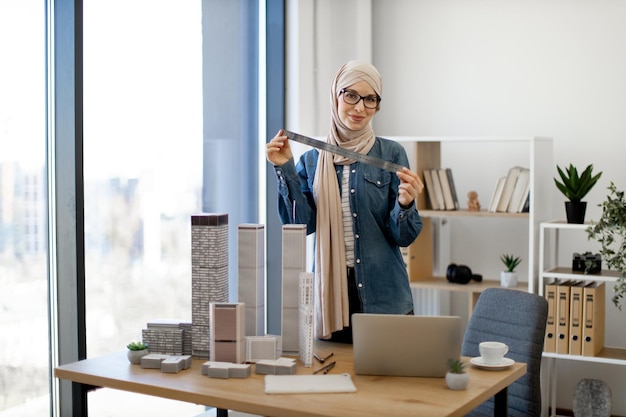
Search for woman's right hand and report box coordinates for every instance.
[266,129,293,166]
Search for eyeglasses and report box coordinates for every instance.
[340,88,381,109]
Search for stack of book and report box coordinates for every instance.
[487,166,531,213]
[423,168,460,210]
[544,280,605,356]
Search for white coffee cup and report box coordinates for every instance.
[479,341,509,365]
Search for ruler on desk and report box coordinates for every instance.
[284,130,406,173]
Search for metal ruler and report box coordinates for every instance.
[284,130,406,173]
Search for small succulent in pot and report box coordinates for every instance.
[127,341,149,351]
[500,254,522,273]
[446,358,469,390]
[447,358,466,374]
[126,341,149,364]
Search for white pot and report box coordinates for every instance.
[446,372,469,390]
[127,349,149,364]
[500,271,518,288]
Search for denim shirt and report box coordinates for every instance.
[273,137,423,314]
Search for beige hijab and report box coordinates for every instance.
[313,61,382,338]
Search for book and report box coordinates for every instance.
[445,168,460,210]
[437,169,456,210]
[488,177,506,213]
[422,170,439,210]
[507,168,530,213]
[429,169,446,210]
[496,166,522,212]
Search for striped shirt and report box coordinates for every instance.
[342,165,355,267]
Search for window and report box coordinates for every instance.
[82,0,205,414]
[0,1,48,415]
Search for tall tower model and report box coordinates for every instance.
[281,224,307,354]
[191,213,229,359]
[237,224,265,336]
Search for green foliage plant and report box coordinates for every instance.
[500,254,522,272]
[587,182,626,309]
[554,163,602,202]
[127,341,149,351]
[447,358,466,374]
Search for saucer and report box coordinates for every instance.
[470,357,515,370]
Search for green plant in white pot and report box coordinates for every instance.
[586,182,626,309]
[126,341,149,364]
[500,254,522,288]
[445,358,469,390]
[554,163,602,224]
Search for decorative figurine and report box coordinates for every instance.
[467,191,481,211]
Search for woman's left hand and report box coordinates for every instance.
[396,167,424,208]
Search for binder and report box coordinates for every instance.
[569,282,590,355]
[582,282,606,356]
[544,279,560,353]
[556,281,576,354]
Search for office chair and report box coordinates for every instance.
[462,288,548,417]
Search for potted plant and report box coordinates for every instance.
[586,182,626,309]
[126,341,149,364]
[554,163,602,224]
[445,358,469,390]
[500,254,522,288]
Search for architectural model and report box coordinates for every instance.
[136,214,312,369]
[281,224,307,354]
[202,361,251,379]
[140,353,192,374]
[191,213,229,359]
[255,357,298,375]
[210,302,246,363]
[141,319,192,355]
[237,224,265,336]
[245,335,282,363]
[299,272,314,367]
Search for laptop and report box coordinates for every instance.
[352,313,462,377]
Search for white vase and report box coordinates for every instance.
[127,349,149,364]
[446,372,469,390]
[500,271,518,288]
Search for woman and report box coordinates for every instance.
[266,61,423,342]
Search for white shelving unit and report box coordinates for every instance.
[539,220,626,417]
[390,136,554,295]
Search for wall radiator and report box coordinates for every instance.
[411,217,451,316]
[411,287,451,316]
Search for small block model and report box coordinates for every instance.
[255,357,297,375]
[202,361,251,379]
[140,354,170,369]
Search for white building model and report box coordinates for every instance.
[281,224,307,354]
[237,224,265,336]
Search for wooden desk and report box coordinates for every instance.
[55,341,526,417]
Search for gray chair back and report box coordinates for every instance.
[462,288,548,417]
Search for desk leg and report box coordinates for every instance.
[494,387,508,417]
[216,408,228,417]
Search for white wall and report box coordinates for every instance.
[288,0,626,414]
